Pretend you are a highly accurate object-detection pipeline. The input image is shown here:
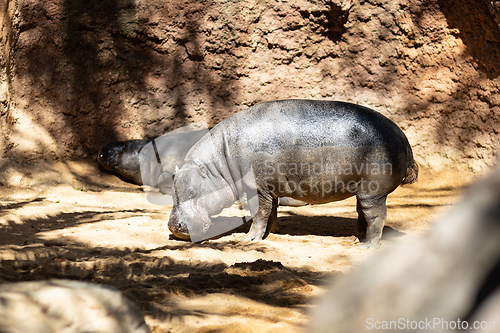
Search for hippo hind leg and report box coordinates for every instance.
[265,197,279,236]
[355,195,387,249]
[241,196,278,241]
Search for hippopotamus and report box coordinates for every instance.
[97,129,308,206]
[168,99,418,247]
[97,128,209,195]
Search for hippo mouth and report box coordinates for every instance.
[97,151,118,169]
[168,217,190,240]
[168,200,212,241]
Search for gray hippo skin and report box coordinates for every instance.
[168,99,418,247]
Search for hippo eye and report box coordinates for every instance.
[198,165,208,177]
[188,188,195,198]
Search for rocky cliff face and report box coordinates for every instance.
[0,0,19,160]
[1,0,499,171]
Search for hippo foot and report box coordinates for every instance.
[357,241,381,249]
[239,233,263,242]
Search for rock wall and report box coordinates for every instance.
[2,0,500,172]
[0,0,19,161]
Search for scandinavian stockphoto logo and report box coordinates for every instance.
[262,158,393,197]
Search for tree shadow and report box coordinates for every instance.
[0,192,343,323]
[13,0,238,160]
[438,0,500,79]
[276,213,357,237]
[0,240,339,323]
[0,197,44,212]
[0,208,147,246]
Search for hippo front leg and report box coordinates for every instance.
[355,196,387,249]
[241,195,278,241]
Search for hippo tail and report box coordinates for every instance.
[401,154,419,185]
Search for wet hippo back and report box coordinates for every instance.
[260,100,409,201]
[187,100,412,203]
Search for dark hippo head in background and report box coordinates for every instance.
[97,139,150,184]
[168,160,239,240]
[97,125,306,209]
[96,125,210,195]
[167,99,418,246]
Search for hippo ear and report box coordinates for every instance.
[198,165,208,177]
[175,165,180,173]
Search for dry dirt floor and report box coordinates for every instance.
[0,160,478,333]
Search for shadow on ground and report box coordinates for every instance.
[0,241,337,323]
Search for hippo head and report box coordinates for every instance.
[168,161,235,241]
[98,140,150,184]
[97,142,125,171]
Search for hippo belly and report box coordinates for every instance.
[255,146,395,205]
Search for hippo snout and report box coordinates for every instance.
[97,144,120,169]
[167,203,190,239]
[168,201,212,241]
[168,219,191,240]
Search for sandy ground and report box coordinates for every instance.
[0,160,478,333]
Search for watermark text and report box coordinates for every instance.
[366,317,500,330]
